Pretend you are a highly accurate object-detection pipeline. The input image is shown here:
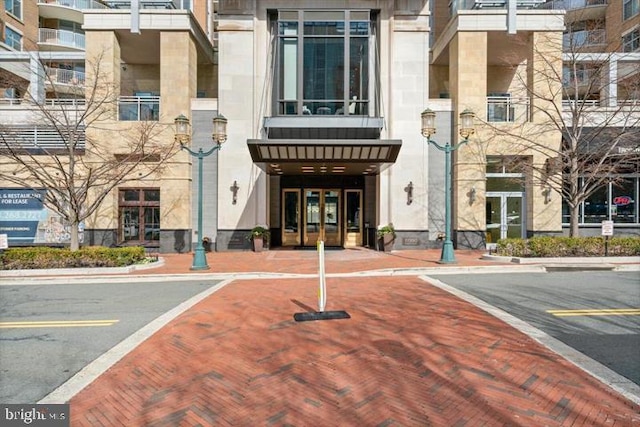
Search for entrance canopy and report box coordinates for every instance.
[247,138,402,175]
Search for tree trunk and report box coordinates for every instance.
[70,220,80,251]
[569,206,580,237]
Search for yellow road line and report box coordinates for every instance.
[0,320,119,328]
[546,309,640,317]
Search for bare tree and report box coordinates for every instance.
[0,52,180,250]
[481,23,640,237]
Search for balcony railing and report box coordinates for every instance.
[563,29,606,49]
[0,98,86,106]
[487,96,530,123]
[45,67,86,86]
[104,0,191,9]
[451,0,545,14]
[0,125,86,151]
[118,96,160,121]
[39,0,108,10]
[562,99,600,107]
[38,28,86,50]
[537,0,607,10]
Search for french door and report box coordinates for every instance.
[304,189,341,246]
[486,192,525,245]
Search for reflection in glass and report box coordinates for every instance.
[486,197,501,244]
[584,185,608,223]
[122,207,140,240]
[612,179,636,223]
[346,191,361,232]
[306,191,320,232]
[284,191,299,232]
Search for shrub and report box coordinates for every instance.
[247,225,270,241]
[496,236,640,257]
[377,223,396,238]
[0,246,147,270]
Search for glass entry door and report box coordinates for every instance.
[344,190,362,247]
[486,192,524,245]
[304,189,341,246]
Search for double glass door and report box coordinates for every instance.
[486,192,524,244]
[282,188,362,247]
[305,189,341,246]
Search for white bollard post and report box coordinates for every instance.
[318,240,327,312]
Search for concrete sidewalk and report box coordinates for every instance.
[16,248,640,425]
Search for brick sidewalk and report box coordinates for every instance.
[141,248,502,275]
[66,252,640,426]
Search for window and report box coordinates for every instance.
[4,26,22,50]
[563,178,639,224]
[5,0,21,18]
[624,0,640,20]
[118,189,161,244]
[275,10,373,116]
[622,29,640,53]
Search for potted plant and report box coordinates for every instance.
[377,223,396,252]
[248,226,270,252]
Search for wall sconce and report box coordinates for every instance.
[468,187,476,205]
[405,181,414,205]
[542,187,552,204]
[230,180,239,205]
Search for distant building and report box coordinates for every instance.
[0,0,638,251]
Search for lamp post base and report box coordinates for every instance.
[437,240,457,264]
[190,246,210,270]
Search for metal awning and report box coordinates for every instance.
[247,138,402,175]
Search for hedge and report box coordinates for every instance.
[496,236,640,257]
[0,246,147,270]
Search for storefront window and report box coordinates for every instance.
[578,178,639,224]
[611,178,637,223]
[583,185,608,223]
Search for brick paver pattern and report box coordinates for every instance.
[68,266,640,426]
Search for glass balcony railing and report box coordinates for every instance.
[45,67,86,86]
[39,0,108,10]
[451,0,546,15]
[38,28,86,50]
[118,96,160,121]
[563,29,606,49]
[538,0,607,10]
[486,96,530,123]
[104,0,190,9]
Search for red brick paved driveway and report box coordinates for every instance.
[69,275,640,426]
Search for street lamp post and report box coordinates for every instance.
[421,108,475,264]
[174,113,227,270]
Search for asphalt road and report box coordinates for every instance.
[0,279,220,403]
[429,271,640,386]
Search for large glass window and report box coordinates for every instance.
[276,10,372,116]
[119,188,160,244]
[622,28,640,53]
[563,177,639,224]
[5,27,22,51]
[5,0,21,18]
[624,0,640,20]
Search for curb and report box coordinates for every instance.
[0,257,166,278]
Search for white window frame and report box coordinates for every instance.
[4,25,22,51]
[5,0,22,20]
[623,0,640,21]
[622,27,640,53]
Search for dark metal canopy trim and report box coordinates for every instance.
[247,138,402,176]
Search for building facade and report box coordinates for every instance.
[0,0,638,252]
